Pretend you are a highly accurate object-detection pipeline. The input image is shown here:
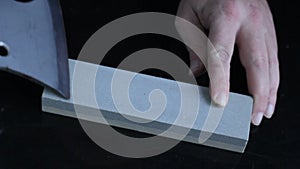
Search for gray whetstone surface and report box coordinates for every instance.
[42,59,253,153]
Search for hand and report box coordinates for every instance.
[176,0,279,126]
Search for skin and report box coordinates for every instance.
[176,0,279,126]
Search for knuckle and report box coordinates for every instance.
[254,92,269,102]
[248,4,263,24]
[217,49,231,64]
[248,79,269,99]
[221,0,241,20]
[250,56,268,69]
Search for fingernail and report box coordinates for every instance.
[265,104,274,119]
[214,93,227,107]
[252,112,264,126]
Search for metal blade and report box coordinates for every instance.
[0,0,70,98]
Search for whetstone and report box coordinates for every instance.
[42,59,253,153]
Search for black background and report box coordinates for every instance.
[0,0,299,168]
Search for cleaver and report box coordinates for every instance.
[0,0,70,98]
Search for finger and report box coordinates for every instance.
[265,27,279,119]
[207,20,238,107]
[175,1,206,77]
[188,48,206,76]
[176,0,205,36]
[238,29,269,126]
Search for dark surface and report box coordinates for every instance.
[0,0,299,168]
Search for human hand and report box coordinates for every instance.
[175,0,279,126]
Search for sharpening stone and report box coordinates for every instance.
[42,59,253,153]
